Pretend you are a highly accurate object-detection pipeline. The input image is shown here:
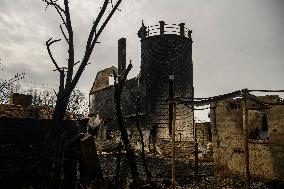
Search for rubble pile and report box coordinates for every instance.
[99,154,273,188]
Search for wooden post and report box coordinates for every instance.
[171,101,176,188]
[210,104,220,147]
[159,21,165,35]
[169,75,176,188]
[242,92,251,189]
[194,118,198,179]
[192,88,198,179]
[179,23,185,36]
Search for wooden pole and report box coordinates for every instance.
[169,75,176,188]
[171,101,176,188]
[242,92,251,189]
[194,116,198,179]
[193,87,198,179]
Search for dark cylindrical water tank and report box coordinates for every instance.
[139,22,194,141]
[140,31,193,102]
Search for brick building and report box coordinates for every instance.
[210,95,284,182]
[89,21,194,151]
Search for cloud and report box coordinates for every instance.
[1,0,284,120]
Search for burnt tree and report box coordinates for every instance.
[135,78,152,184]
[113,63,139,187]
[43,0,122,121]
[41,0,123,188]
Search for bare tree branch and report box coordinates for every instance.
[46,38,61,71]
[90,0,122,50]
[43,0,67,31]
[113,63,138,186]
[44,0,123,114]
[38,1,124,187]
[113,69,118,84]
[70,0,122,92]
[85,0,109,52]
[54,4,67,26]
[119,60,132,88]
[60,25,69,43]
[74,60,80,66]
[43,0,65,13]
[64,0,75,87]
[110,0,122,11]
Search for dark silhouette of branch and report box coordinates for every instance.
[63,0,74,87]
[74,60,80,66]
[43,0,65,13]
[0,71,25,104]
[85,0,109,51]
[113,63,139,187]
[70,0,122,91]
[60,25,69,43]
[41,1,124,188]
[91,0,122,50]
[43,0,67,27]
[46,38,61,71]
[135,78,152,184]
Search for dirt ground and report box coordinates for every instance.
[98,154,276,189]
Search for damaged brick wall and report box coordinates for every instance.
[89,77,149,148]
[0,104,73,120]
[90,77,141,119]
[211,97,284,181]
[90,67,117,92]
[195,122,212,147]
[268,105,284,181]
[0,104,54,119]
[0,93,74,120]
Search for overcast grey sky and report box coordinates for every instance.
[1,0,284,120]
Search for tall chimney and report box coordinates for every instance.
[118,38,126,75]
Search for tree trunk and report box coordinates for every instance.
[114,94,139,187]
[44,92,71,189]
[135,93,151,184]
[114,143,122,187]
[113,64,139,187]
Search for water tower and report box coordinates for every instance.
[138,21,194,141]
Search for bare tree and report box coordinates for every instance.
[41,0,123,188]
[67,88,89,120]
[27,88,57,107]
[25,87,88,119]
[135,81,152,185]
[0,62,25,104]
[112,63,140,187]
[43,0,122,121]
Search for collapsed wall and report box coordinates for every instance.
[0,93,74,120]
[210,96,284,181]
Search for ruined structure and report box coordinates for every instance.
[210,95,284,182]
[195,122,212,147]
[0,93,77,187]
[0,93,73,119]
[89,21,194,150]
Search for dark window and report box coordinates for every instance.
[262,115,268,131]
[207,126,212,142]
[249,114,269,140]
